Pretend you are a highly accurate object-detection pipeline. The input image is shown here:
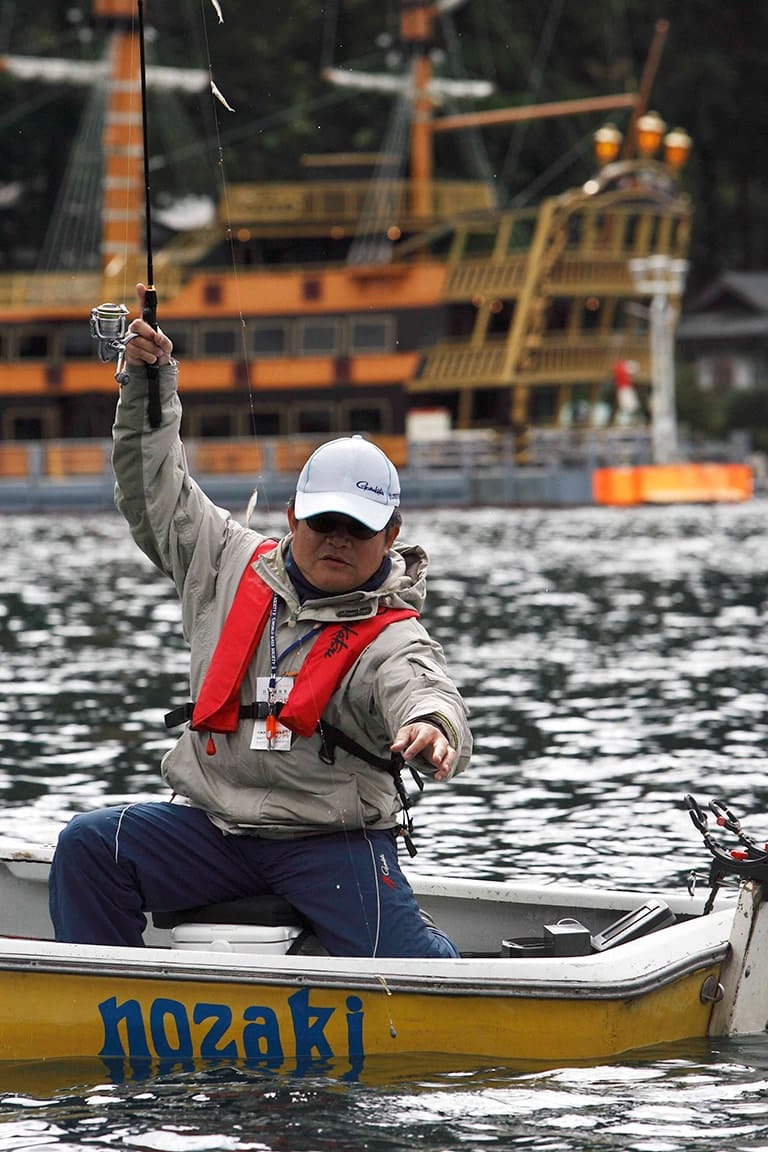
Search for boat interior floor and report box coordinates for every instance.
[151,892,677,960]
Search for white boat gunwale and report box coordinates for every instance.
[0,911,731,1002]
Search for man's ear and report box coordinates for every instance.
[287,506,297,532]
[385,521,400,547]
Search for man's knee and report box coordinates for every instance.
[425,926,460,959]
[53,809,117,869]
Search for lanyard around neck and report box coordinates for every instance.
[268,593,322,690]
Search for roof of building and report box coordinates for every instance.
[687,271,768,315]
[678,271,768,344]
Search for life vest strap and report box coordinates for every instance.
[317,721,421,857]
[166,701,281,728]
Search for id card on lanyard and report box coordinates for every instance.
[250,675,294,750]
[250,593,321,751]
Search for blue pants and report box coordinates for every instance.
[48,803,459,958]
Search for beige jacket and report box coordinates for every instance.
[112,362,472,836]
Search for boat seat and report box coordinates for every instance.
[152,894,447,958]
[151,892,308,931]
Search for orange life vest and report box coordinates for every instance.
[191,540,419,740]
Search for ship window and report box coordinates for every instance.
[471,388,507,426]
[591,214,613,251]
[68,403,111,437]
[297,406,333,434]
[251,322,289,358]
[345,404,386,434]
[61,325,95,358]
[508,217,536,252]
[580,298,602,331]
[202,327,237,357]
[197,409,234,437]
[462,229,496,257]
[298,320,339,356]
[623,214,640,250]
[487,301,513,335]
[529,385,559,425]
[169,325,192,358]
[18,329,49,359]
[546,299,570,331]
[10,413,46,439]
[601,299,619,331]
[348,316,394,353]
[249,408,282,436]
[566,215,584,247]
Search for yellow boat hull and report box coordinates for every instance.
[0,848,759,1079]
[0,948,721,1074]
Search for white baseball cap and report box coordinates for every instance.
[294,435,400,531]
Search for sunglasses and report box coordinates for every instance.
[304,513,381,541]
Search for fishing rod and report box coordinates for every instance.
[136,0,161,428]
[90,0,161,428]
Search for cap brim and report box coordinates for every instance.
[294,490,394,531]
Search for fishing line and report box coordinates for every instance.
[194,0,272,514]
[114,802,141,863]
[320,0,340,72]
[374,974,398,1037]
[435,6,497,196]
[264,601,387,955]
[188,4,382,940]
[137,84,360,175]
[187,3,408,952]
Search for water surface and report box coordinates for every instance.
[2,500,768,1148]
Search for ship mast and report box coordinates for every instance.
[326,0,639,222]
[324,0,493,221]
[92,0,144,278]
[0,2,206,285]
[401,0,437,218]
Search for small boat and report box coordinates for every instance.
[0,796,765,1080]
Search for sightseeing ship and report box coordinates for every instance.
[1,0,744,506]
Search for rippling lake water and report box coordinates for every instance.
[2,499,768,1149]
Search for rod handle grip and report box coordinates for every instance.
[143,286,161,429]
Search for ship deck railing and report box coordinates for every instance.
[0,429,659,484]
[0,432,758,514]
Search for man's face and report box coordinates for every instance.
[287,507,399,594]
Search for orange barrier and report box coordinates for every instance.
[46,444,109,477]
[593,463,754,506]
[193,441,264,475]
[0,445,29,478]
[272,435,408,473]
[370,434,409,469]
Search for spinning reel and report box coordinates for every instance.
[89,302,133,377]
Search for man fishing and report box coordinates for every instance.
[49,285,472,957]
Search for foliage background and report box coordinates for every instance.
[0,0,765,294]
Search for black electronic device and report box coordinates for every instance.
[590,898,676,953]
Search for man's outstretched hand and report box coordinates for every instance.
[391,722,456,781]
